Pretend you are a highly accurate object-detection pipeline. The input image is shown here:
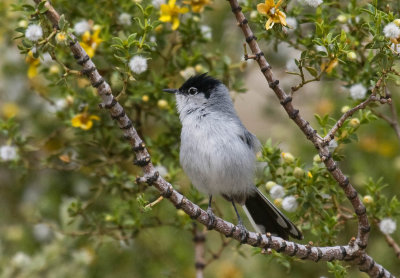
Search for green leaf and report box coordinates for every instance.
[58,14,66,30]
[114,54,127,63]
[38,1,48,13]
[15,27,26,34]
[22,4,36,12]
[305,66,318,77]
[127,33,138,47]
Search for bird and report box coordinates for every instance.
[163,73,303,240]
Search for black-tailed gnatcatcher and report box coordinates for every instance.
[164,73,302,240]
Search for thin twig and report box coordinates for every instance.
[324,77,389,142]
[384,234,400,260]
[192,224,206,278]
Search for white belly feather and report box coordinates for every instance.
[180,113,256,201]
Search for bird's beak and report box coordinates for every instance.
[163,88,179,94]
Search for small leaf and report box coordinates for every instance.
[58,14,66,30]
[38,1,48,13]
[127,33,138,46]
[305,66,318,77]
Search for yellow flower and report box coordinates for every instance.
[80,29,102,58]
[183,0,211,13]
[257,0,287,30]
[142,95,150,102]
[307,171,313,178]
[71,110,100,130]
[159,0,189,30]
[26,51,40,78]
[56,32,67,43]
[2,102,19,118]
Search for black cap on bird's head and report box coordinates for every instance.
[163,73,222,99]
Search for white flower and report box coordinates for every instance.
[379,218,396,235]
[40,52,53,65]
[270,185,285,199]
[321,193,331,199]
[286,59,298,72]
[152,0,165,8]
[180,67,196,79]
[383,23,400,39]
[303,0,323,7]
[73,249,94,265]
[33,223,52,242]
[129,55,148,74]
[282,196,298,212]
[46,98,67,113]
[315,45,327,53]
[0,145,17,161]
[250,11,258,20]
[200,25,212,40]
[391,43,400,52]
[118,13,132,26]
[155,165,168,177]
[285,17,298,30]
[74,20,91,35]
[328,139,338,152]
[12,252,31,267]
[349,83,367,100]
[25,24,43,41]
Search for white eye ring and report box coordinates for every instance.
[188,87,198,95]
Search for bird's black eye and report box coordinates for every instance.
[188,87,198,95]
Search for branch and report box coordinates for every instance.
[192,224,206,278]
[371,91,400,143]
[324,77,389,142]
[33,0,395,277]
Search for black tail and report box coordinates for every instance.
[243,187,303,240]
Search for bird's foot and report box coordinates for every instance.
[206,207,216,230]
[236,223,249,244]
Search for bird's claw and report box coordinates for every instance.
[206,207,216,230]
[237,223,249,243]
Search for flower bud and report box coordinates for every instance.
[347,51,357,61]
[274,198,283,207]
[341,106,350,113]
[142,95,149,102]
[250,11,258,20]
[313,154,321,163]
[363,195,373,204]
[157,99,168,109]
[293,167,304,178]
[349,118,360,128]
[177,209,186,216]
[49,65,60,74]
[265,181,276,191]
[104,214,114,221]
[281,152,295,163]
[195,64,204,73]
[394,19,400,27]
[337,15,347,23]
[18,20,28,28]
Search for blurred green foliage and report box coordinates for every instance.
[0,0,400,277]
